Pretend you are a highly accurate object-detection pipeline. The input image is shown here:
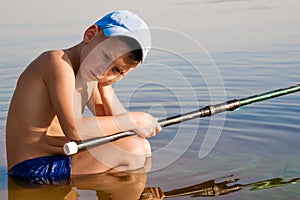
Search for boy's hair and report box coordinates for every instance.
[117,36,143,63]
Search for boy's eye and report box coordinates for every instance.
[112,67,122,74]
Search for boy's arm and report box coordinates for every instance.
[86,84,127,116]
[44,52,159,141]
[97,83,127,116]
[43,52,80,141]
[44,58,124,140]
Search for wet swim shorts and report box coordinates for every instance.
[8,155,71,184]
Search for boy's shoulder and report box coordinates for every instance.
[38,50,66,63]
[24,50,75,82]
[34,50,73,72]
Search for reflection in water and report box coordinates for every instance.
[247,177,300,191]
[163,178,244,198]
[161,176,300,198]
[8,172,147,200]
[72,172,147,200]
[8,172,300,200]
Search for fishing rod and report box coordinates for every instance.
[64,84,300,155]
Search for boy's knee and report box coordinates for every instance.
[119,137,150,155]
[126,153,146,170]
[117,137,151,170]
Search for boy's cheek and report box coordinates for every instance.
[100,76,123,85]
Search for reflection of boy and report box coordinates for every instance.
[6,10,161,183]
[8,172,149,200]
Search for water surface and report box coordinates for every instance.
[1,0,300,199]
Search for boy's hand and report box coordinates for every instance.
[115,112,162,138]
[129,112,162,138]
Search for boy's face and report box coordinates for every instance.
[79,34,139,84]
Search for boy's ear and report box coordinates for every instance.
[83,25,99,43]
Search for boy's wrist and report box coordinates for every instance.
[114,112,135,132]
[98,83,113,97]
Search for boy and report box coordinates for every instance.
[6,10,161,183]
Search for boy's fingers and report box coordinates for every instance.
[134,127,151,139]
[154,118,162,132]
[151,128,157,137]
[157,123,162,132]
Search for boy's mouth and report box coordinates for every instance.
[90,70,101,80]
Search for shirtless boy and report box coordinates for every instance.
[6,10,161,183]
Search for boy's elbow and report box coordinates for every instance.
[71,117,105,140]
[63,125,81,141]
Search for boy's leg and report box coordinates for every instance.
[71,136,151,175]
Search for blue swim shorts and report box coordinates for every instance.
[8,155,71,185]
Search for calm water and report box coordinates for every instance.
[1,49,299,199]
[1,0,300,199]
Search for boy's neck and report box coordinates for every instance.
[64,43,83,75]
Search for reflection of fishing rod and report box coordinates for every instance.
[163,178,243,198]
[161,176,300,198]
[64,84,300,155]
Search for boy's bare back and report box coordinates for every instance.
[6,50,74,169]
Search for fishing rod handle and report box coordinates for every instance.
[64,131,136,155]
[63,141,79,155]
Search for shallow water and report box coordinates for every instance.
[1,0,300,199]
